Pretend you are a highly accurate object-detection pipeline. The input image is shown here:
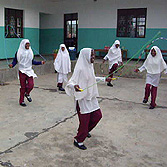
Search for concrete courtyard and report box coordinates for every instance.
[0,72,167,167]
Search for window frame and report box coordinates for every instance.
[64,13,78,39]
[117,8,147,38]
[64,13,78,50]
[5,8,24,38]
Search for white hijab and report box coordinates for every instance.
[17,39,37,78]
[143,46,167,74]
[106,40,122,62]
[54,44,71,74]
[65,48,99,100]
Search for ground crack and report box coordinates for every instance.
[0,113,77,157]
[98,96,167,109]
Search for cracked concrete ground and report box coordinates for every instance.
[0,73,167,167]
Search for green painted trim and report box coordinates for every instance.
[2,27,165,60]
[39,27,167,59]
[24,28,40,54]
[78,28,167,59]
[0,26,39,59]
[78,28,116,50]
[40,28,63,54]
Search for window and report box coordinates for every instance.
[65,14,78,39]
[64,13,78,50]
[66,20,77,38]
[5,8,23,38]
[117,8,147,38]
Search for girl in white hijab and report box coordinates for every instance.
[54,44,71,91]
[65,48,102,150]
[9,39,45,107]
[102,40,123,87]
[135,46,167,109]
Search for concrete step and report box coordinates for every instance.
[0,60,55,83]
[0,59,167,83]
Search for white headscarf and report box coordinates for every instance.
[54,44,71,74]
[17,39,37,78]
[142,46,167,74]
[65,48,99,100]
[106,40,122,62]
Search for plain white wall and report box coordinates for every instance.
[0,0,167,29]
[0,6,4,26]
[0,0,56,28]
[40,0,167,29]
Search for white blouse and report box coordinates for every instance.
[139,65,161,87]
[77,97,100,114]
[67,82,100,114]
[104,54,122,69]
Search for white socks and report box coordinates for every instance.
[74,139,83,146]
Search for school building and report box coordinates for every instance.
[0,0,167,60]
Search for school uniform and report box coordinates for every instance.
[54,44,71,90]
[138,46,167,108]
[65,48,102,149]
[11,39,42,105]
[104,40,122,79]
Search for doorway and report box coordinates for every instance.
[64,13,78,51]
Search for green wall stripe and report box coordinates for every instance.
[1,27,167,60]
[24,28,40,54]
[39,28,167,59]
[78,28,116,50]
[0,26,39,59]
[40,28,63,55]
[79,28,167,59]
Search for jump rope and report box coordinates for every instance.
[4,28,164,91]
[80,31,162,91]
[116,36,167,78]
[4,24,46,68]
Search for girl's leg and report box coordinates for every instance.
[108,63,118,86]
[63,74,68,83]
[150,86,157,107]
[75,102,90,143]
[88,109,102,132]
[26,76,34,95]
[109,63,118,78]
[57,73,64,90]
[60,74,68,88]
[19,71,27,104]
[144,84,151,102]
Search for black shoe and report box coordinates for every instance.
[59,87,65,91]
[20,102,27,107]
[74,140,87,150]
[149,106,155,109]
[107,82,113,87]
[143,99,148,103]
[87,133,91,138]
[25,94,32,102]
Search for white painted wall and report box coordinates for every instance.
[40,0,167,29]
[0,0,166,29]
[0,6,4,26]
[0,0,56,28]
